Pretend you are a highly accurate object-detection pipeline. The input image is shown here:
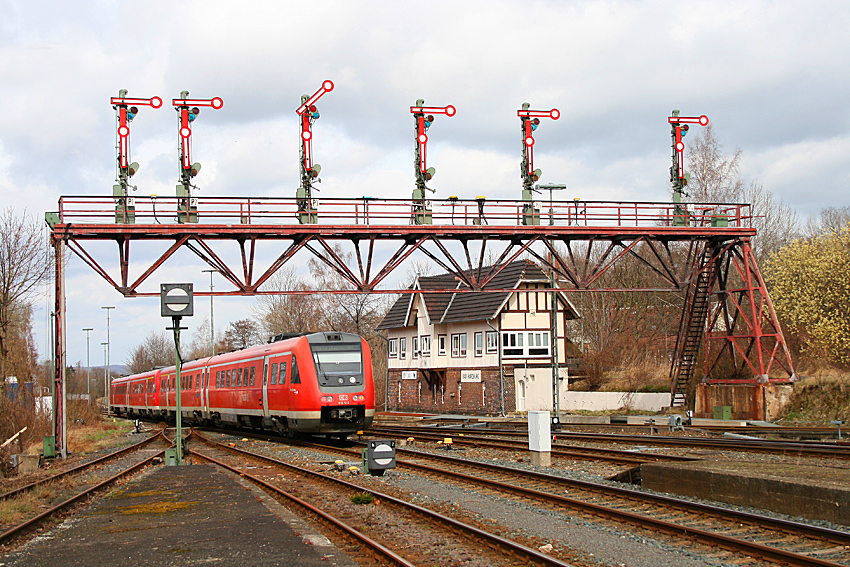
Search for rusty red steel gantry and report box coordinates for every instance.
[48,195,794,394]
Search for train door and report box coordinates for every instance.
[261,356,271,418]
[265,353,290,417]
[202,367,209,413]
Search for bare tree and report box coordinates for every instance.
[253,265,321,337]
[742,181,801,262]
[0,208,51,397]
[804,206,850,238]
[223,318,262,350]
[308,244,389,336]
[125,330,174,374]
[685,124,744,203]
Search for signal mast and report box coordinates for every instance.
[668,110,709,225]
[296,80,334,224]
[110,90,162,223]
[172,92,223,224]
[410,99,455,225]
[518,103,560,225]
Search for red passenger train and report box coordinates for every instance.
[110,331,375,436]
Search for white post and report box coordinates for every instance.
[528,410,552,467]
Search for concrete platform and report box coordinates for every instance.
[641,460,849,526]
[0,464,359,566]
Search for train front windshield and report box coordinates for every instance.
[312,345,364,387]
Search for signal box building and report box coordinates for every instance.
[377,260,581,415]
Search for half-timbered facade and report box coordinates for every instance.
[377,260,581,415]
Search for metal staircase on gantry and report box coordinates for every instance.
[670,243,716,407]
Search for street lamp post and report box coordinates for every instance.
[82,328,93,404]
[101,342,108,406]
[537,183,566,422]
[102,306,114,414]
[201,269,216,356]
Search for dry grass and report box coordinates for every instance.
[0,481,58,527]
[777,365,850,425]
[597,362,670,393]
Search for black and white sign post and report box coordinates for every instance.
[161,283,193,465]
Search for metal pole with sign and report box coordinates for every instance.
[161,283,193,465]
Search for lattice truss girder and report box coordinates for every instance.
[59,229,728,297]
[702,239,795,381]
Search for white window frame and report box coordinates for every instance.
[420,335,431,356]
[501,330,550,358]
[399,337,407,359]
[412,336,419,359]
[438,335,447,356]
[486,331,498,354]
[388,338,398,358]
[451,333,467,357]
[474,332,483,356]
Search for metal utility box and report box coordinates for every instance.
[713,405,732,420]
[361,439,396,476]
[528,411,552,452]
[43,436,56,459]
[711,214,728,227]
[164,448,178,466]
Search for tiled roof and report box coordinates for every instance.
[377,260,577,330]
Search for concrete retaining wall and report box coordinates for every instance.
[561,391,669,412]
[642,460,849,526]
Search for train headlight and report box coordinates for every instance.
[349,376,356,383]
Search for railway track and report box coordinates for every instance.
[0,430,168,548]
[189,430,582,567]
[360,427,698,466]
[277,436,850,567]
[370,424,850,460]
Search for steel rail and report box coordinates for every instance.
[362,428,698,465]
[191,433,576,567]
[371,425,850,459]
[0,430,164,502]
[388,449,848,567]
[0,450,164,546]
[282,439,849,567]
[189,450,417,567]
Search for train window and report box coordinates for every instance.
[279,361,287,385]
[270,363,278,385]
[291,356,300,384]
[237,368,242,387]
[226,370,231,388]
[250,366,256,386]
[215,371,220,388]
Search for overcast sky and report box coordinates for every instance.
[2,1,848,371]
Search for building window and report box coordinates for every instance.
[412,336,419,359]
[389,338,398,358]
[399,337,407,359]
[451,333,467,357]
[438,335,447,356]
[474,332,483,356]
[502,331,550,358]
[420,335,431,356]
[528,331,550,356]
[486,331,498,354]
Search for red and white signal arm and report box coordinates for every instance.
[410,104,456,174]
[668,114,708,180]
[110,95,163,169]
[296,80,335,171]
[517,107,559,175]
[172,96,224,169]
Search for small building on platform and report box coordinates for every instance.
[377,260,581,415]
